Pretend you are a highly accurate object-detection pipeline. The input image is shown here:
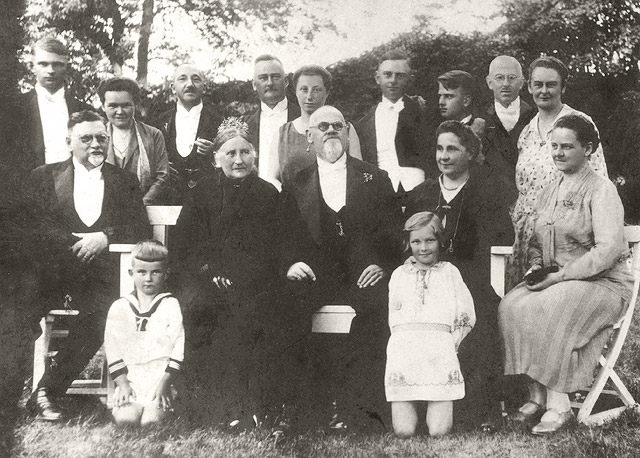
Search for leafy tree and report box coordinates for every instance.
[497,0,640,79]
[22,0,334,89]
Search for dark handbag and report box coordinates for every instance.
[524,265,559,285]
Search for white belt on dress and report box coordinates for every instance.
[392,323,451,334]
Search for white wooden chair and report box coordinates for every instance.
[32,206,183,404]
[491,225,640,425]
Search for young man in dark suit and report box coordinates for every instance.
[27,110,150,421]
[282,106,403,430]
[16,38,92,172]
[152,64,223,202]
[245,54,300,178]
[482,55,535,189]
[356,51,436,190]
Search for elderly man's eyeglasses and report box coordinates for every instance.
[77,134,109,144]
[311,122,345,132]
[493,74,522,84]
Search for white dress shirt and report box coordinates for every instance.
[35,84,70,164]
[494,97,521,132]
[175,101,203,158]
[73,157,104,227]
[375,96,404,191]
[258,98,288,177]
[318,153,347,213]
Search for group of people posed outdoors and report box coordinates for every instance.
[0,35,634,452]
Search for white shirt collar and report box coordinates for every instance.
[176,100,203,117]
[380,96,405,113]
[460,114,473,125]
[35,84,66,103]
[317,152,347,173]
[72,156,104,177]
[495,96,520,115]
[261,98,288,115]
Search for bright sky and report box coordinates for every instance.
[146,0,503,84]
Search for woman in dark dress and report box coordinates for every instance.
[405,120,515,430]
[175,118,282,427]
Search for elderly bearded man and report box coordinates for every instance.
[281,106,402,431]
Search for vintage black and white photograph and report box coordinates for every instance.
[1,0,640,456]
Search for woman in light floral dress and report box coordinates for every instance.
[511,56,608,281]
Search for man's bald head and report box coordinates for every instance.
[486,55,524,107]
[171,64,206,109]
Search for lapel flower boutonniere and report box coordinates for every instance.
[562,199,575,209]
[363,172,373,183]
[163,121,170,132]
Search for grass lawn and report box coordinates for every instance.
[12,304,640,457]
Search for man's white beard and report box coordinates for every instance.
[323,138,343,162]
[88,155,105,168]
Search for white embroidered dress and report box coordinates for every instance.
[104,292,185,405]
[385,259,475,401]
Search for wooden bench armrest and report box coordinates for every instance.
[490,245,513,298]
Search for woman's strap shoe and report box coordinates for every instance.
[507,400,545,424]
[531,409,574,435]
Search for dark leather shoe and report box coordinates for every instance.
[531,409,574,435]
[28,388,63,422]
[507,400,545,424]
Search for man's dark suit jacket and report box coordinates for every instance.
[16,89,93,172]
[481,99,535,188]
[152,104,223,201]
[354,95,437,179]
[27,159,150,288]
[244,99,300,154]
[281,156,403,303]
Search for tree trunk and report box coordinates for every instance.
[137,0,154,85]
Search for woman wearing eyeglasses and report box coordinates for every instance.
[98,77,169,205]
[510,57,608,282]
[265,65,362,188]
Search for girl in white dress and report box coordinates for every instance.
[385,212,475,437]
[105,240,185,427]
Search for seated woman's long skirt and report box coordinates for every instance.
[499,280,626,393]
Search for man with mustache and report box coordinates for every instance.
[356,50,436,192]
[281,106,402,430]
[26,110,150,421]
[15,38,93,173]
[152,64,223,202]
[482,56,534,189]
[245,54,300,179]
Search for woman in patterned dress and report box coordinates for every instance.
[511,57,608,282]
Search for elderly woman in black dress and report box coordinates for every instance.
[175,118,282,428]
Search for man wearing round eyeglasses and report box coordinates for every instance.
[482,55,535,188]
[281,105,403,430]
[26,110,149,422]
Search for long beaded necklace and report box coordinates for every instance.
[437,190,465,254]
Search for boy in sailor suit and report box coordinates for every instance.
[104,240,184,426]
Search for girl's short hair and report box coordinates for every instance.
[292,65,332,92]
[131,240,168,265]
[528,56,569,87]
[436,120,482,160]
[553,114,600,151]
[403,211,444,251]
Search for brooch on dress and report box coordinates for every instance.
[363,172,373,183]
